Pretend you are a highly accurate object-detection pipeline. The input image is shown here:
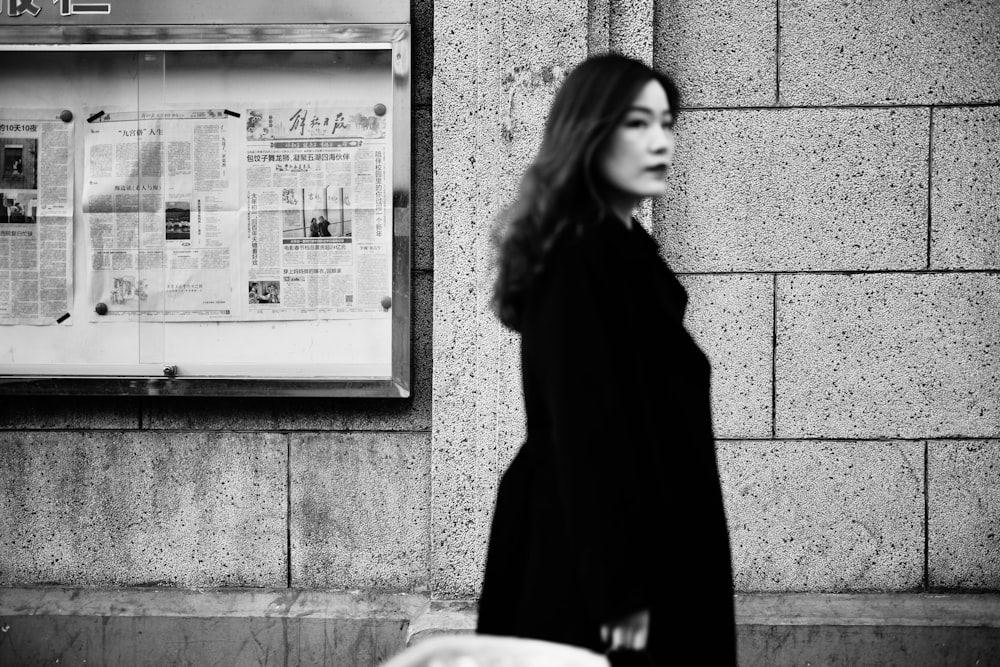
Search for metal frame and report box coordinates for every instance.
[0,24,410,48]
[0,24,411,397]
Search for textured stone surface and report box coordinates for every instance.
[413,106,434,271]
[776,273,1000,439]
[143,395,278,430]
[0,616,407,667]
[928,439,1000,589]
[737,624,1000,667]
[931,106,1000,270]
[0,431,286,587]
[290,432,430,591]
[272,270,432,431]
[654,107,929,272]
[500,59,574,182]
[718,439,925,591]
[654,0,776,107]
[587,0,610,54]
[781,0,1000,105]
[0,396,139,430]
[412,0,434,108]
[611,0,653,63]
[5,590,1000,667]
[678,274,773,438]
[408,270,435,427]
[431,5,498,599]
[495,325,527,474]
[432,0,588,599]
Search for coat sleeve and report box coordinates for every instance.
[530,235,682,624]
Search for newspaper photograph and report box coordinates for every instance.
[83,108,243,322]
[0,112,73,325]
[243,102,392,320]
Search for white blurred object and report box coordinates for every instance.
[381,634,611,667]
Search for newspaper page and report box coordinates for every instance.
[0,111,73,325]
[243,103,392,320]
[83,108,242,322]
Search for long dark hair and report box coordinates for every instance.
[490,53,680,331]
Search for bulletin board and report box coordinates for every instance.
[0,3,412,396]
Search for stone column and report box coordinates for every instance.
[432,0,589,597]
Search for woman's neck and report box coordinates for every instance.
[609,199,636,230]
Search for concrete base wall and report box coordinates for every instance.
[2,589,998,666]
[0,588,425,666]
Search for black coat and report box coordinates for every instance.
[476,216,737,665]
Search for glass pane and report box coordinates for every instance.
[152,49,395,377]
[0,50,148,368]
[1,45,399,381]
[135,51,166,367]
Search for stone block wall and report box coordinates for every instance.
[432,0,1000,600]
[0,0,997,633]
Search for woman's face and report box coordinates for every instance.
[598,79,675,214]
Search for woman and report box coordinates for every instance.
[477,53,737,665]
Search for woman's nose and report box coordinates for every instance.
[650,126,673,153]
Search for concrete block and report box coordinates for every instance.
[678,274,773,438]
[5,589,1000,667]
[290,432,431,590]
[0,588,422,667]
[0,431,287,587]
[738,624,1000,667]
[430,310,513,599]
[737,593,1000,664]
[587,0,610,54]
[718,440,925,591]
[409,269,435,426]
[431,200,522,593]
[931,106,1000,269]
[0,396,139,429]
[776,273,1000,439]
[928,439,1000,589]
[430,206,517,600]
[654,107,929,272]
[501,2,588,71]
[412,0,433,108]
[499,2,587,178]
[654,0,776,107]
[431,0,588,599]
[431,43,504,598]
[273,270,432,431]
[781,0,1000,105]
[413,106,434,271]
[408,598,479,643]
[433,65,483,269]
[500,60,570,180]
[430,8,520,580]
[496,324,527,471]
[734,591,1000,628]
[433,1,481,95]
[611,0,653,63]
[0,615,407,667]
[143,395,277,430]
